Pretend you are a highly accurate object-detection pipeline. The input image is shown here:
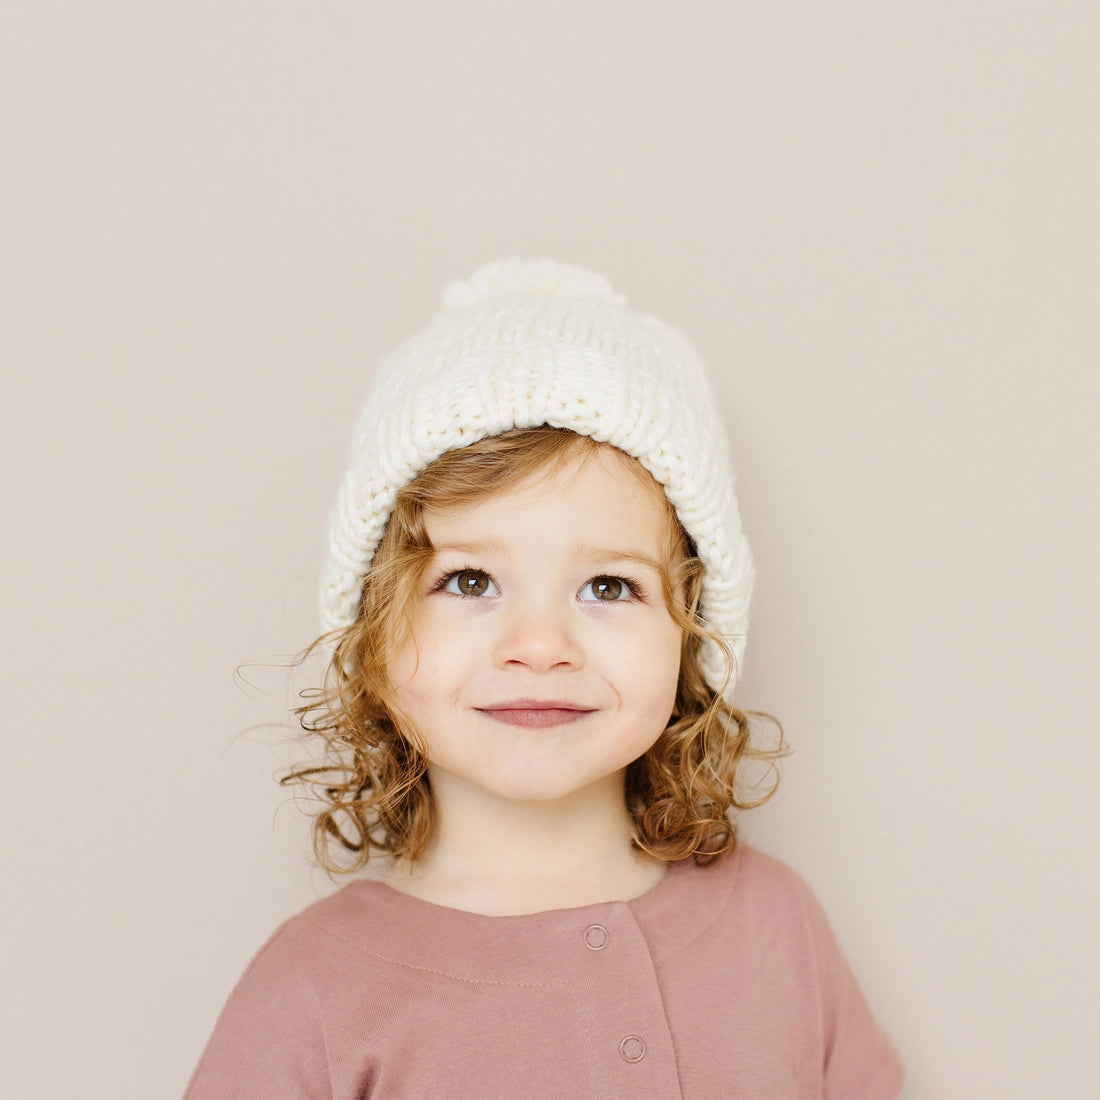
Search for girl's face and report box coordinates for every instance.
[389,446,683,810]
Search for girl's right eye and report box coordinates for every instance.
[439,570,499,598]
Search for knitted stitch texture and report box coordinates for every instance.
[321,259,753,698]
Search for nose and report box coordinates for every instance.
[492,602,584,673]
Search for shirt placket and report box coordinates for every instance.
[568,901,683,1099]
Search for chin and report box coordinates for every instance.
[486,780,592,803]
[481,767,629,805]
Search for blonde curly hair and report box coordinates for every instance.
[284,427,783,872]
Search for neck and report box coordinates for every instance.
[384,769,667,915]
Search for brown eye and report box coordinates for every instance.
[583,576,626,602]
[442,570,498,597]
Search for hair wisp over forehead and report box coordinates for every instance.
[397,426,605,512]
[285,427,784,875]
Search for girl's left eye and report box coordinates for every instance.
[579,576,636,602]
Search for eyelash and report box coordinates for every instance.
[429,568,647,602]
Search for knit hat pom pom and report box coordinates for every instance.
[441,258,627,311]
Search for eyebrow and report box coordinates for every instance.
[428,538,510,557]
[429,539,663,572]
[573,542,665,572]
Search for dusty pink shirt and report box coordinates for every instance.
[186,846,902,1098]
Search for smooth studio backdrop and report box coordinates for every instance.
[2,3,1097,1097]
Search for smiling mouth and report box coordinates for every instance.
[476,702,596,729]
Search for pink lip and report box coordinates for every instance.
[476,700,596,730]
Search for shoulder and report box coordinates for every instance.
[651,845,869,1011]
[698,844,859,967]
[656,847,903,1098]
[184,882,387,1099]
[259,879,374,949]
[729,844,831,924]
[723,842,813,894]
[664,843,826,926]
[722,842,815,894]
[629,843,831,968]
[235,879,399,982]
[224,881,390,999]
[199,882,397,1044]
[719,847,906,1098]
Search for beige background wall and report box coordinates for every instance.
[3,3,1097,1097]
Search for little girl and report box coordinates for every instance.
[186,260,903,1098]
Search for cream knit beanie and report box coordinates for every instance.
[321,259,753,699]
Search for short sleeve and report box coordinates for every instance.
[795,879,904,1100]
[183,924,332,1100]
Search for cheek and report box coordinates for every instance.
[385,640,452,758]
[386,636,420,694]
[615,625,683,702]
[387,616,467,700]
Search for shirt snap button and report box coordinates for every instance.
[583,923,609,950]
[619,1035,646,1063]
